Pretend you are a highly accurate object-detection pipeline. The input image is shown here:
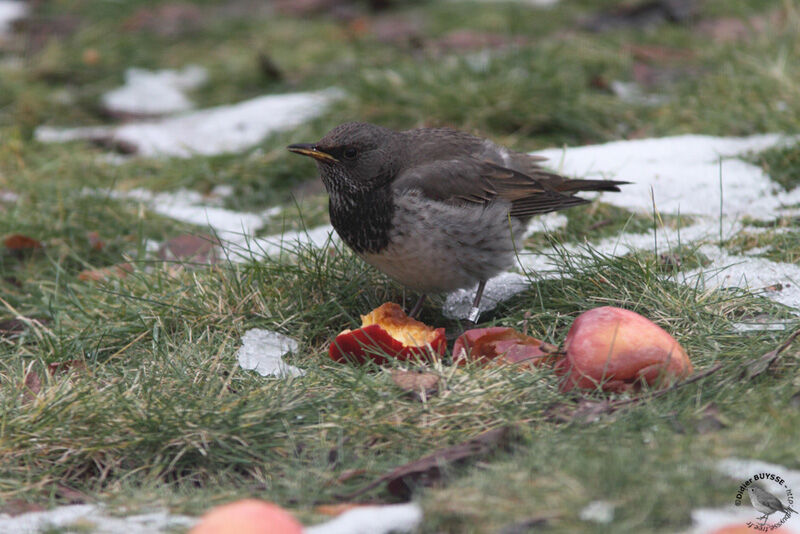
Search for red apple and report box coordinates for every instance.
[190,499,303,534]
[329,303,447,364]
[557,306,693,392]
[453,327,554,367]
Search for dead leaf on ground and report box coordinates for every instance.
[48,359,87,376]
[158,234,220,265]
[21,370,43,403]
[86,231,105,251]
[4,234,43,250]
[694,403,728,434]
[0,499,46,516]
[391,369,439,401]
[77,262,133,282]
[55,484,91,503]
[342,426,516,500]
[744,329,800,379]
[0,317,49,337]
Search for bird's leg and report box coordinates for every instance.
[409,294,427,318]
[467,280,487,325]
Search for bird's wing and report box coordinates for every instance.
[392,158,589,219]
[757,491,786,511]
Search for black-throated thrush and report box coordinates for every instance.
[288,122,626,322]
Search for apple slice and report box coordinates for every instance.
[190,499,302,534]
[453,327,554,367]
[557,306,693,392]
[329,303,447,364]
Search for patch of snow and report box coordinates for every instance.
[0,189,19,202]
[731,320,795,332]
[0,504,196,534]
[210,184,235,198]
[717,458,800,493]
[534,134,800,220]
[688,507,800,533]
[0,1,26,38]
[36,88,343,158]
[523,211,568,237]
[103,188,268,242]
[610,80,667,106]
[579,500,615,524]
[444,272,529,320]
[305,503,423,534]
[237,328,304,378]
[685,246,800,310]
[102,66,207,116]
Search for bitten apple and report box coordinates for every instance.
[329,302,447,364]
[190,499,303,534]
[453,327,553,367]
[558,306,693,392]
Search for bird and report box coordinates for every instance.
[747,485,797,524]
[288,122,627,322]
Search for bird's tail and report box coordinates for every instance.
[556,179,629,194]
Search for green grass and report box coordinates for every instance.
[751,143,800,191]
[2,0,800,532]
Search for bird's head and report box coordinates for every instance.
[287,122,402,195]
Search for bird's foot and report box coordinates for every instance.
[467,306,481,324]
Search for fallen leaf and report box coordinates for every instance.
[47,359,87,376]
[391,369,439,401]
[0,500,46,516]
[86,231,105,250]
[694,403,728,434]
[0,318,28,336]
[77,262,133,282]
[744,329,800,379]
[4,234,43,250]
[21,370,42,403]
[55,484,91,503]
[315,503,367,517]
[0,316,50,338]
[342,426,516,500]
[158,234,219,265]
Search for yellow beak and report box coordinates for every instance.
[287,143,338,163]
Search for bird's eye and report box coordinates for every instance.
[343,147,357,160]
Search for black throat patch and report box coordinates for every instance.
[328,187,393,254]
